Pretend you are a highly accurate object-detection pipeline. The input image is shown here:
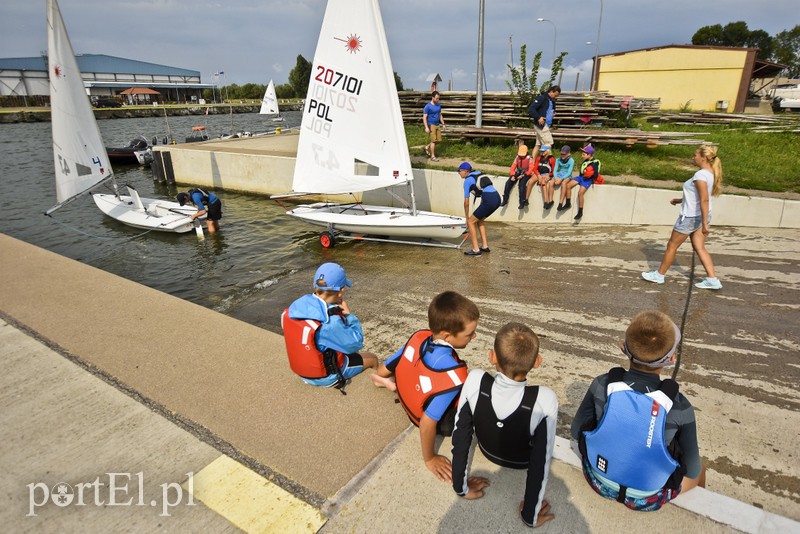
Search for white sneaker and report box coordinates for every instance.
[695,277,722,290]
[641,271,665,284]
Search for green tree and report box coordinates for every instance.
[288,55,312,98]
[773,25,800,78]
[394,71,404,91]
[506,44,567,108]
[692,21,774,60]
[275,83,296,99]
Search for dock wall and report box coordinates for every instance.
[152,135,800,229]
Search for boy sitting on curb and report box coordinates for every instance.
[451,322,558,528]
[373,291,480,481]
[571,310,706,511]
[282,262,386,393]
[558,144,600,220]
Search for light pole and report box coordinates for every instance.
[592,0,604,91]
[475,0,486,127]
[536,18,557,64]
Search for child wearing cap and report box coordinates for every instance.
[530,145,556,210]
[571,310,706,511]
[557,144,600,220]
[502,144,534,208]
[457,162,501,256]
[281,262,386,392]
[553,145,575,195]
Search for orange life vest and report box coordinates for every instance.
[394,330,469,426]
[281,308,346,379]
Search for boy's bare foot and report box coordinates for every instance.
[371,373,397,391]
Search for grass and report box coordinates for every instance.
[406,122,800,194]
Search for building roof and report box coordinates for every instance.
[598,43,759,59]
[0,54,199,77]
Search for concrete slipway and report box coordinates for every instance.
[2,216,799,533]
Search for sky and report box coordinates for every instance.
[0,0,795,92]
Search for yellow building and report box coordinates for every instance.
[595,45,759,113]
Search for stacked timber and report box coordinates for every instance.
[445,125,708,148]
[649,111,800,132]
[399,90,660,128]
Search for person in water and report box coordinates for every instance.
[177,187,222,233]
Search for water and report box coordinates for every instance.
[1,111,329,313]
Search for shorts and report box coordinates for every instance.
[582,456,681,512]
[429,125,442,143]
[673,214,711,235]
[300,354,365,387]
[207,199,223,221]
[436,403,458,437]
[575,176,594,189]
[472,190,501,220]
[534,124,554,147]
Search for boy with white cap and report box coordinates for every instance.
[282,262,384,391]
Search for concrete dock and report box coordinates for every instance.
[2,223,798,532]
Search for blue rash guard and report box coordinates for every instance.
[189,189,219,210]
[385,340,461,421]
[287,293,364,355]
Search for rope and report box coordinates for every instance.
[672,252,696,380]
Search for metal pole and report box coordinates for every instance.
[475,0,485,128]
[592,0,604,91]
[508,35,513,92]
[536,18,557,64]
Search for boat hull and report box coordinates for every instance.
[92,194,200,233]
[288,203,466,240]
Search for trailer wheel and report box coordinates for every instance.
[320,231,335,248]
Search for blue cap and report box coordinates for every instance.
[458,162,472,171]
[314,262,352,291]
[540,145,551,152]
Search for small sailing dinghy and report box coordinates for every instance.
[281,0,466,248]
[44,0,198,235]
[260,79,284,122]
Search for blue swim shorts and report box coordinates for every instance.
[582,456,681,512]
[473,191,501,220]
[300,354,365,387]
[674,214,711,235]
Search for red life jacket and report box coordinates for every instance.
[394,330,469,426]
[281,308,346,379]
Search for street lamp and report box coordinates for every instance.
[592,0,604,91]
[536,18,557,63]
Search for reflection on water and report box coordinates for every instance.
[0,111,328,313]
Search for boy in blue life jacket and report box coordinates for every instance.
[282,262,389,393]
[373,291,480,482]
[451,322,558,528]
[571,310,706,511]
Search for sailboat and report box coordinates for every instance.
[260,79,283,121]
[283,0,466,248]
[44,0,198,234]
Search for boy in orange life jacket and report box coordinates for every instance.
[501,144,533,208]
[372,291,480,482]
[451,323,558,528]
[282,262,384,389]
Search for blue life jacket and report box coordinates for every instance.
[580,367,681,495]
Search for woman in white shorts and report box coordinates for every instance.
[642,145,723,290]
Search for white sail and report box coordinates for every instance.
[291,0,412,195]
[46,0,113,213]
[260,79,280,115]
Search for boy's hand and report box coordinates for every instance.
[464,476,490,499]
[520,499,555,528]
[670,198,682,205]
[339,300,351,315]
[425,454,452,482]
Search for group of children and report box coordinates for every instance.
[282,262,705,527]
[502,143,601,221]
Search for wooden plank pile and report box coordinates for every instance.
[399,90,660,128]
[649,111,800,132]
[444,125,708,147]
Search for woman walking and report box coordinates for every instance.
[642,145,723,290]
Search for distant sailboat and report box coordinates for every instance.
[45,0,199,234]
[282,0,466,248]
[260,79,283,121]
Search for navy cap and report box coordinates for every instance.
[458,162,472,172]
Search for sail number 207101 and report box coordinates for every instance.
[314,66,363,95]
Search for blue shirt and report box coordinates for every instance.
[554,156,575,180]
[423,102,442,126]
[385,341,461,421]
[545,99,554,126]
[463,171,497,199]
[190,189,219,210]
[287,294,364,354]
